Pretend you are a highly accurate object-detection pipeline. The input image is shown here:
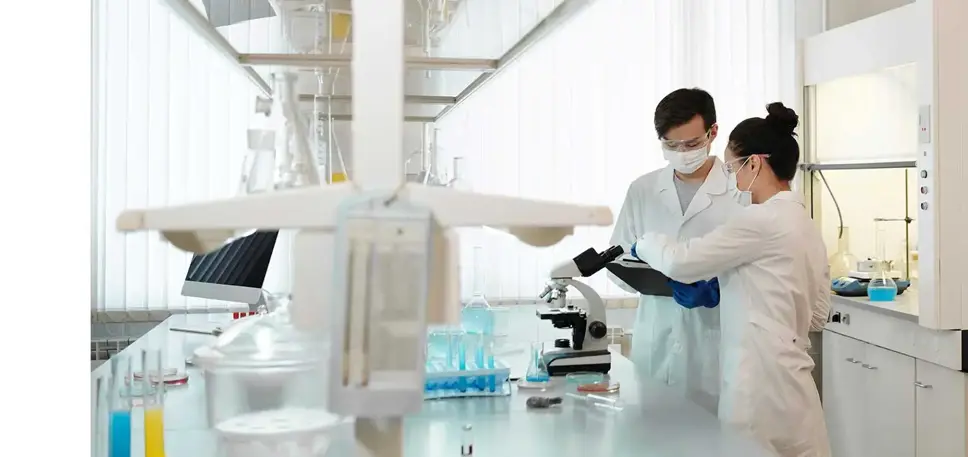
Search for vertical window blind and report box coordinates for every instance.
[92,0,292,316]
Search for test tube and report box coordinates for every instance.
[460,424,474,456]
[94,376,106,457]
[142,349,166,457]
[109,356,132,457]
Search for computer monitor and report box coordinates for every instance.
[181,230,279,310]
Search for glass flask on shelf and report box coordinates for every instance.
[867,224,898,302]
[828,227,856,279]
[238,129,276,195]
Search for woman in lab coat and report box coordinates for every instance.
[632,102,832,457]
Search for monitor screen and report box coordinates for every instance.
[182,230,279,305]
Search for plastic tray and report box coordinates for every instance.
[424,359,511,399]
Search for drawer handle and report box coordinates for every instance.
[845,358,862,364]
[914,382,933,389]
[862,364,877,370]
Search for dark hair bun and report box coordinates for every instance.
[765,102,798,135]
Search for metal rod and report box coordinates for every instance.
[320,114,437,123]
[799,160,918,171]
[160,0,271,96]
[298,94,457,105]
[434,0,601,121]
[903,170,911,280]
[239,53,498,71]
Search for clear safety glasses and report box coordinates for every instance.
[660,128,712,151]
[724,154,770,174]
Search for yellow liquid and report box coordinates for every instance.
[144,408,166,457]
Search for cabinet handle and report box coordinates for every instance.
[914,381,933,389]
[845,358,862,364]
[862,363,878,370]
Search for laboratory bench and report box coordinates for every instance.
[91,314,774,457]
[822,288,968,457]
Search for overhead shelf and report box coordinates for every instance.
[160,0,601,122]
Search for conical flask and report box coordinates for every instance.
[868,225,897,302]
[828,227,856,279]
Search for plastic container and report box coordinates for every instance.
[193,301,343,457]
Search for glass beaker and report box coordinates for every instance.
[525,342,550,383]
[868,260,898,302]
[828,226,856,279]
[238,129,276,195]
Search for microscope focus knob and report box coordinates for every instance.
[588,321,608,339]
[554,338,570,349]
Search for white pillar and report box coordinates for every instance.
[916,0,968,329]
[352,0,405,190]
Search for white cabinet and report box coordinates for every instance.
[823,331,916,457]
[916,359,967,457]
[864,342,916,457]
[824,331,865,457]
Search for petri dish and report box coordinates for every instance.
[565,372,606,385]
[577,380,620,393]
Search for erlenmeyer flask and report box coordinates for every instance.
[828,227,856,279]
[525,342,550,383]
[868,260,898,302]
[868,225,897,302]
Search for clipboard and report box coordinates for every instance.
[605,255,674,297]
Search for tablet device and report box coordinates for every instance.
[605,256,674,297]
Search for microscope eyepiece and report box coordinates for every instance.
[601,245,624,262]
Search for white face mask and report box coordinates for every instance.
[730,169,759,207]
[663,146,709,174]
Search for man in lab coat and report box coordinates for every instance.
[608,88,740,414]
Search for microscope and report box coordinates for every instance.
[537,245,624,376]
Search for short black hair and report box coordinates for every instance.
[728,102,800,181]
[653,88,717,139]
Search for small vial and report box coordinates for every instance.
[460,424,473,456]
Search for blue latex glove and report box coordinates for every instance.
[668,278,721,309]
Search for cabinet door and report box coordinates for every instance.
[863,344,916,457]
[916,360,967,457]
[823,331,867,457]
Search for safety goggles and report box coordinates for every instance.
[725,154,770,174]
[660,128,712,151]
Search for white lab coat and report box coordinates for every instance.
[607,157,740,414]
[634,191,832,457]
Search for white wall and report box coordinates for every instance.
[435,0,797,301]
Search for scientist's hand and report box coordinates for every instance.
[668,278,721,309]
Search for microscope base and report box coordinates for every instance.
[543,350,611,376]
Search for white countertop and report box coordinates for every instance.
[92,314,774,457]
[830,287,919,322]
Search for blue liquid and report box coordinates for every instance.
[868,287,898,302]
[526,373,550,382]
[109,410,132,457]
